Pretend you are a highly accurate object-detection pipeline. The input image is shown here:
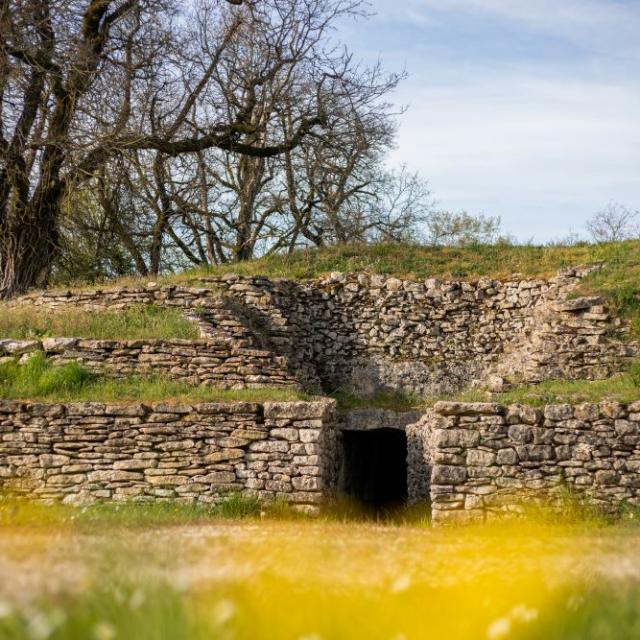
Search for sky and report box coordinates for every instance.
[338,0,640,242]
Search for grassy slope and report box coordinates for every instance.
[47,238,639,287]
[161,240,640,282]
[197,239,640,340]
[53,239,640,338]
[0,305,199,341]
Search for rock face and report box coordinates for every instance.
[0,400,335,510]
[415,401,640,524]
[7,267,636,396]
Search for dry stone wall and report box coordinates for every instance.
[0,400,335,511]
[0,338,300,389]
[9,267,635,396]
[422,401,640,523]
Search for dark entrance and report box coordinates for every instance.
[340,429,408,512]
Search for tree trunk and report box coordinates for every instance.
[0,199,59,299]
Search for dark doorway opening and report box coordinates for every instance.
[340,429,408,513]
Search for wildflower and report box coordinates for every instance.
[511,605,538,624]
[390,575,411,593]
[93,621,116,640]
[486,616,511,640]
[212,599,236,626]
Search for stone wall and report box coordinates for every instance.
[0,338,300,389]
[8,267,635,396]
[423,401,640,523]
[0,400,335,511]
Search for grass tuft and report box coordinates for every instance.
[332,389,425,413]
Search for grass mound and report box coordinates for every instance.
[0,305,199,341]
[44,239,640,341]
[163,239,640,282]
[0,354,306,404]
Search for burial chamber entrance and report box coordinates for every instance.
[339,428,408,512]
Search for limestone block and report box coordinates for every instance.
[432,465,467,485]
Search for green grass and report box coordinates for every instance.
[5,575,640,640]
[455,364,640,407]
[0,305,199,340]
[0,581,208,640]
[0,353,307,403]
[0,495,281,531]
[44,239,637,285]
[125,240,638,282]
[4,580,640,640]
[4,511,640,640]
[332,389,425,413]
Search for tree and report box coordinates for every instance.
[0,0,337,297]
[587,202,639,243]
[424,211,501,246]
[70,0,403,272]
[273,60,405,249]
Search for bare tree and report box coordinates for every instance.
[0,0,336,297]
[587,202,639,243]
[273,60,404,249]
[358,166,432,243]
[425,211,502,246]
[80,0,403,271]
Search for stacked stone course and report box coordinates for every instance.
[421,401,640,523]
[0,399,335,510]
[0,338,300,389]
[2,268,639,518]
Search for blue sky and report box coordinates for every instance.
[339,0,640,241]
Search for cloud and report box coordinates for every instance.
[370,0,640,59]
[345,1,640,240]
[388,73,640,239]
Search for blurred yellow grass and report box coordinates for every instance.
[182,521,632,639]
[2,505,640,639]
